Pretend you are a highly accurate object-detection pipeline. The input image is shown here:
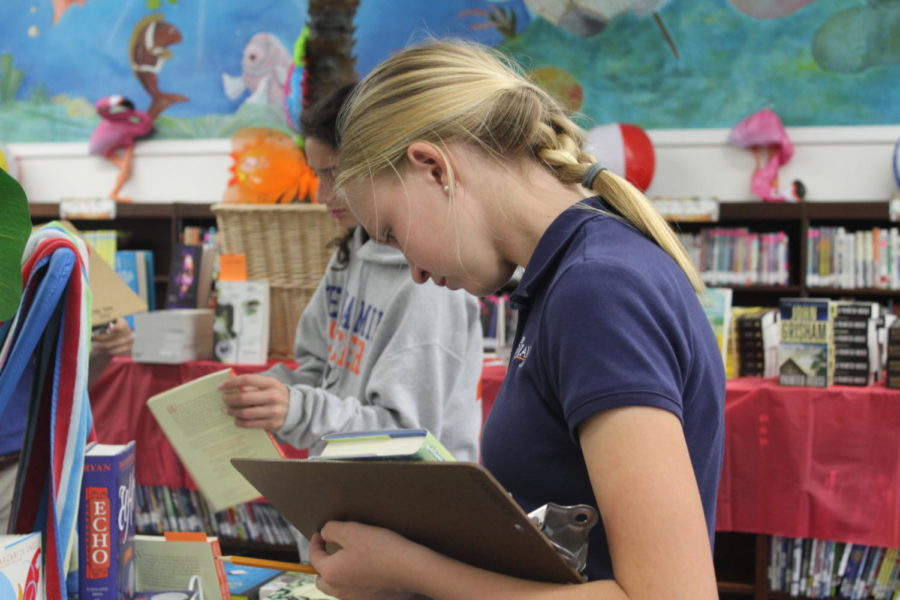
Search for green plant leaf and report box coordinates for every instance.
[0,168,31,322]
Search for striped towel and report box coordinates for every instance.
[0,222,92,600]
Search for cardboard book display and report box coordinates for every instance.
[231,459,584,584]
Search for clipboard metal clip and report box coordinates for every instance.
[528,503,598,575]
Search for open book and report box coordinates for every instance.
[147,368,283,511]
[134,532,230,600]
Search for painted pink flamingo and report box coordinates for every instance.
[728,108,796,202]
[88,95,154,203]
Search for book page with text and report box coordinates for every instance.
[147,369,282,512]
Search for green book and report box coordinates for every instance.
[318,429,456,462]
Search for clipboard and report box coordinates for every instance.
[231,459,584,584]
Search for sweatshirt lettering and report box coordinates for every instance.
[325,285,386,375]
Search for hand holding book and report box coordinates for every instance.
[219,374,291,431]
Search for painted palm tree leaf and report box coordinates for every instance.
[0,168,31,321]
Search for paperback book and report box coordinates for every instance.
[147,369,283,511]
[318,429,456,462]
[778,298,833,387]
[115,250,156,328]
[224,563,283,600]
[699,287,733,367]
[164,244,216,310]
[134,532,229,600]
[0,533,42,600]
[213,280,270,365]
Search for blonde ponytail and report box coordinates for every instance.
[589,169,705,294]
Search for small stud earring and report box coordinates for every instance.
[443,185,450,194]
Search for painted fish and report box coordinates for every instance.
[222,32,292,111]
[129,13,188,119]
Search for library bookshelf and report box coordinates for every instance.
[670,200,897,308]
[28,199,898,310]
[29,201,217,305]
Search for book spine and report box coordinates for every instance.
[209,538,232,600]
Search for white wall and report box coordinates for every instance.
[10,125,900,205]
[647,125,900,202]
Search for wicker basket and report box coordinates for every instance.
[211,203,343,358]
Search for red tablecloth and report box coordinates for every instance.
[88,356,508,489]
[89,359,900,548]
[716,377,900,549]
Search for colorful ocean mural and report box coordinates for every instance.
[0,0,896,143]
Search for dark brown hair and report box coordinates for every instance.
[301,83,364,270]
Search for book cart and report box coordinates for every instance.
[30,199,900,597]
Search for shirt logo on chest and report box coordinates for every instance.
[513,336,531,367]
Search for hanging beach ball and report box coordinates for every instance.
[584,123,656,192]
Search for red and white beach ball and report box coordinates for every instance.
[585,123,656,192]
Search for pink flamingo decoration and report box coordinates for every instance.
[88,95,154,203]
[728,108,795,202]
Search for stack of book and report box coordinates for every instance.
[132,309,215,364]
[778,298,833,388]
[734,307,779,378]
[831,301,880,386]
[888,319,900,389]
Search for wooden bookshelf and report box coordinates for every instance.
[29,201,217,303]
[669,200,898,307]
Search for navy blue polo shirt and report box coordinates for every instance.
[481,197,725,581]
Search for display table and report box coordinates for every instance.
[89,359,900,548]
[88,356,507,489]
[716,377,900,549]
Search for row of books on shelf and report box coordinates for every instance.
[768,535,900,600]
[134,484,294,547]
[678,228,791,286]
[700,289,900,388]
[807,226,900,290]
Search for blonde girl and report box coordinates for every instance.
[309,40,724,600]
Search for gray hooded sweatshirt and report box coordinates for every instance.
[264,227,483,461]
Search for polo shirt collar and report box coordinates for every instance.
[510,196,607,307]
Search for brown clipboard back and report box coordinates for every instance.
[231,459,584,584]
